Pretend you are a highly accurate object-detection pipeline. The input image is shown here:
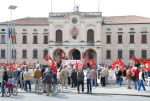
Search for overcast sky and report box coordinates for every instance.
[0,0,150,22]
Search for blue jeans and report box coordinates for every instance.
[138,80,146,91]
[105,76,109,84]
[118,76,123,86]
[1,81,5,96]
[134,78,139,90]
[87,79,92,93]
[25,80,31,92]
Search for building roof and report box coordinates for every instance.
[0,17,49,25]
[0,15,150,25]
[103,15,150,24]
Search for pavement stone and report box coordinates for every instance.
[17,84,150,97]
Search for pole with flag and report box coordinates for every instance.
[8,5,17,63]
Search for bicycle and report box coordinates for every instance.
[4,83,18,97]
[39,82,60,96]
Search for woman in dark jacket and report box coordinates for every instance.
[1,71,9,97]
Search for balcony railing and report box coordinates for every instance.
[49,42,97,46]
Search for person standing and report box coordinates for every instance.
[60,66,69,89]
[77,68,84,93]
[101,67,106,86]
[42,68,53,96]
[13,68,20,87]
[71,69,77,88]
[91,68,97,87]
[33,66,41,93]
[86,69,92,93]
[23,67,31,92]
[19,68,25,90]
[132,67,140,90]
[126,68,132,89]
[1,71,9,97]
[138,68,146,91]
[114,66,119,85]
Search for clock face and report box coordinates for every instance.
[72,17,78,24]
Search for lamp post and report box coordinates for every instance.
[8,5,17,63]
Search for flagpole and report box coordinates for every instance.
[74,0,76,11]
[8,5,17,63]
[51,0,52,13]
[98,0,100,12]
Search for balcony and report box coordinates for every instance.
[49,41,97,46]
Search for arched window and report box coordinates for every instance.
[22,35,27,44]
[87,29,94,43]
[56,30,62,42]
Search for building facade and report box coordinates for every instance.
[0,11,150,65]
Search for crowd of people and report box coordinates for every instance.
[0,62,150,97]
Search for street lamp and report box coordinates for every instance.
[8,5,17,63]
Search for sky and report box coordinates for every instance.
[0,0,150,22]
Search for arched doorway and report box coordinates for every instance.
[53,49,65,62]
[84,49,97,64]
[69,49,81,60]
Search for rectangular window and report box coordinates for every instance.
[22,35,27,44]
[141,34,147,44]
[130,35,134,44]
[106,28,111,31]
[118,50,123,59]
[129,50,134,59]
[130,28,135,31]
[106,35,111,44]
[22,50,27,59]
[33,50,38,59]
[43,50,48,58]
[1,50,5,58]
[141,50,147,59]
[44,35,48,44]
[118,28,123,31]
[33,35,38,44]
[44,29,48,32]
[12,50,16,59]
[1,35,5,44]
[106,50,111,59]
[33,29,37,31]
[1,29,5,31]
[23,29,27,31]
[118,35,122,44]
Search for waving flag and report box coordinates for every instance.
[111,59,124,70]
[7,26,13,39]
[144,62,150,71]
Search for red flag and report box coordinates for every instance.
[144,62,150,70]
[44,55,52,61]
[11,63,16,71]
[111,59,124,70]
[87,57,95,68]
[61,51,66,59]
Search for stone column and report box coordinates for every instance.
[65,21,69,41]
[96,47,101,65]
[96,21,101,42]
[81,21,85,42]
[49,22,53,41]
